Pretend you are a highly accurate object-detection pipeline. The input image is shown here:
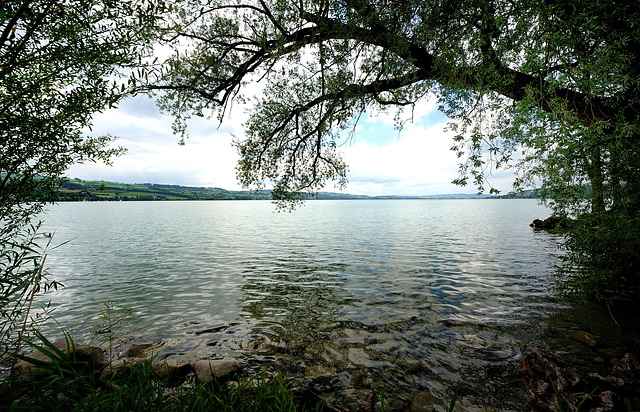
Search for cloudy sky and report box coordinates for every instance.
[68,93,515,196]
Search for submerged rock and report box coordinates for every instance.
[339,388,374,411]
[410,391,446,412]
[293,387,342,412]
[120,342,163,359]
[571,330,599,347]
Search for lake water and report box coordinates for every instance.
[36,199,639,410]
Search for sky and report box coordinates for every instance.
[68,93,516,197]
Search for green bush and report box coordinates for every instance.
[557,210,640,303]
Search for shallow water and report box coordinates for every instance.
[36,199,639,410]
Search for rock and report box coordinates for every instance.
[615,353,640,378]
[193,359,242,385]
[11,339,82,381]
[523,347,640,411]
[522,347,582,411]
[304,340,349,370]
[151,358,193,386]
[411,392,446,412]
[99,357,148,382]
[530,216,566,230]
[120,342,163,359]
[571,330,598,347]
[340,388,374,411]
[74,346,109,375]
[305,364,336,381]
[293,387,342,412]
[375,394,407,412]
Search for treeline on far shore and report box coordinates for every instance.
[57,179,372,201]
[57,178,540,202]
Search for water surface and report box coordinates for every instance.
[37,199,637,410]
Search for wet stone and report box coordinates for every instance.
[100,357,148,382]
[74,346,109,375]
[571,330,598,347]
[193,359,242,385]
[598,347,625,360]
[411,392,447,412]
[305,364,336,381]
[304,340,349,370]
[11,340,82,381]
[375,394,408,412]
[120,342,163,358]
[151,358,193,386]
[337,388,374,411]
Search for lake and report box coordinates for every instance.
[36,199,638,410]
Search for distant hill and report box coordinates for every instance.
[57,179,370,201]
[495,189,540,199]
[57,178,504,201]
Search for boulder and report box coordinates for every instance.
[74,346,109,375]
[11,339,82,381]
[151,358,193,386]
[193,359,242,385]
[120,342,163,359]
[99,357,148,382]
[530,216,564,229]
[411,391,446,412]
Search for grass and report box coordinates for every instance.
[1,361,314,411]
[0,333,318,412]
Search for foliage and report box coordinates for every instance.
[152,0,640,300]
[0,224,61,363]
[87,300,134,361]
[153,0,639,203]
[0,0,171,370]
[0,0,172,233]
[557,210,640,301]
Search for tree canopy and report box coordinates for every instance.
[154,0,640,300]
[155,0,639,209]
[0,0,170,235]
[0,0,170,359]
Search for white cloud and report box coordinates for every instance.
[67,92,514,196]
[342,122,462,196]
[67,96,242,189]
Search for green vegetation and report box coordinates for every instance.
[58,179,272,201]
[1,0,640,408]
[0,0,169,231]
[0,0,169,364]
[57,178,497,201]
[1,332,314,412]
[57,179,373,201]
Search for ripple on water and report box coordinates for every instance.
[38,199,626,409]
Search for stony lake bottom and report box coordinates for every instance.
[34,199,640,410]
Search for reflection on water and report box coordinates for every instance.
[37,199,638,410]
